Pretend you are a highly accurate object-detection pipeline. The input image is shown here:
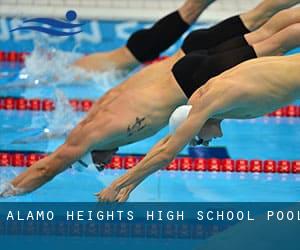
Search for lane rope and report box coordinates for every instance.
[0,50,167,64]
[0,151,299,174]
[1,97,299,117]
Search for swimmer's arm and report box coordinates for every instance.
[99,108,212,202]
[5,135,91,196]
[8,149,77,196]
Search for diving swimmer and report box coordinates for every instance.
[98,54,300,202]
[2,0,300,197]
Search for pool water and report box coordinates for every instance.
[0,23,300,202]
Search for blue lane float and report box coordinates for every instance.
[188,146,230,159]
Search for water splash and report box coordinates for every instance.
[0,167,26,198]
[20,35,82,84]
[3,35,127,92]
[43,89,81,137]
[0,182,25,198]
[12,89,81,144]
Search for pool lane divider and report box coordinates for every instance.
[0,51,28,63]
[0,50,168,64]
[0,151,299,174]
[1,97,300,117]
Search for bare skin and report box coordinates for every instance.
[98,55,300,202]
[240,0,300,31]
[73,0,216,73]
[2,19,300,198]
[245,7,300,45]
[253,23,300,56]
[2,51,187,196]
[13,3,300,146]
[73,0,300,73]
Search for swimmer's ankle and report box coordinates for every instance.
[179,0,215,24]
[240,11,271,32]
[241,0,300,32]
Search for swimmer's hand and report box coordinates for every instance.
[115,186,132,202]
[95,183,134,202]
[95,185,120,202]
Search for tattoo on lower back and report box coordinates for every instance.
[127,117,146,136]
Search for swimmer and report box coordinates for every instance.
[2,0,300,197]
[98,54,300,202]
[19,1,300,142]
[209,6,300,54]
[73,0,300,73]
[73,0,217,73]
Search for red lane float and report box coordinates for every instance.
[0,152,299,174]
[236,160,249,172]
[264,160,276,173]
[1,97,300,117]
[0,51,29,63]
[0,97,96,112]
[267,105,300,117]
[0,50,166,64]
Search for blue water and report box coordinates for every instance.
[0,26,300,202]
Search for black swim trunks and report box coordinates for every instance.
[172,45,257,98]
[181,15,250,54]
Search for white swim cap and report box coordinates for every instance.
[169,105,192,134]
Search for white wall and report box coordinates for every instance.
[0,0,263,21]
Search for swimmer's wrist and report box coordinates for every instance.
[112,169,141,191]
[110,181,122,192]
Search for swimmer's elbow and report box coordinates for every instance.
[159,147,176,167]
[36,165,56,181]
[36,153,70,180]
[158,136,178,165]
[38,144,81,180]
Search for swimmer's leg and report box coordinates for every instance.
[181,0,300,54]
[253,23,300,56]
[209,7,300,54]
[245,7,300,45]
[240,0,300,31]
[73,0,215,73]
